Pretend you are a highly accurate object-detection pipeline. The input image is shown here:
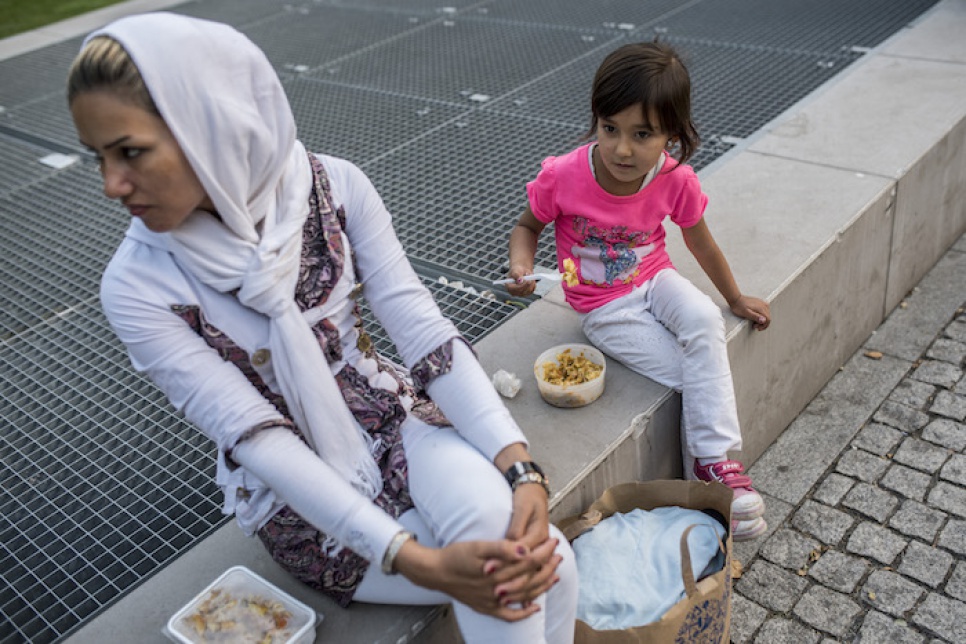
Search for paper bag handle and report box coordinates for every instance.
[679,524,727,598]
[561,509,603,542]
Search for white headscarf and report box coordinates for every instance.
[89,13,382,498]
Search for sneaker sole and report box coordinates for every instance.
[732,518,768,541]
[732,495,766,522]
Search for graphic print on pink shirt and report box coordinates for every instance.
[569,216,656,285]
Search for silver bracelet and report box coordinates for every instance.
[510,470,551,497]
[381,530,416,576]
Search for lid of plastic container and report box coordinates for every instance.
[164,565,319,644]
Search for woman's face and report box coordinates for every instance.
[71,90,215,232]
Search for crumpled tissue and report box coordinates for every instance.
[491,369,521,398]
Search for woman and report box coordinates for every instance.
[67,12,576,642]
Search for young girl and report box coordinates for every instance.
[506,42,771,541]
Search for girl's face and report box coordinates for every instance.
[71,90,215,233]
[593,103,672,196]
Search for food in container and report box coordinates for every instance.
[165,566,319,644]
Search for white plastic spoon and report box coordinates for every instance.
[492,273,563,285]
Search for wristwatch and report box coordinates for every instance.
[503,461,551,497]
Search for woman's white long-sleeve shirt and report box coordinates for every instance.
[99,153,527,561]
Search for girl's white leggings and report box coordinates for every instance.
[354,423,578,644]
[579,268,742,461]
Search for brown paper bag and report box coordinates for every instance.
[556,480,734,644]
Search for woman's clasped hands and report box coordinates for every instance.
[394,483,562,621]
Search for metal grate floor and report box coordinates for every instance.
[0,305,223,643]
[0,0,941,641]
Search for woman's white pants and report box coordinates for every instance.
[355,423,578,644]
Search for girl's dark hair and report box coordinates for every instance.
[67,36,158,114]
[585,41,699,165]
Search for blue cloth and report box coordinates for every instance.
[572,506,726,629]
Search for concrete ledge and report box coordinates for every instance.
[65,1,966,642]
[747,41,966,315]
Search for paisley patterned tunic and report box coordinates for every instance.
[172,154,456,606]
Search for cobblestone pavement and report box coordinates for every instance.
[731,234,966,643]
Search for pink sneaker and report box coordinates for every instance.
[693,459,765,522]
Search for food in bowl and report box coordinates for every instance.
[534,343,606,408]
[541,348,603,386]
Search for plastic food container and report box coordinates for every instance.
[534,343,606,408]
[164,566,320,644]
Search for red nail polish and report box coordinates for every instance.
[516,545,527,556]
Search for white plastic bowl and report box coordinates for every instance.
[533,343,606,408]
[165,566,320,644]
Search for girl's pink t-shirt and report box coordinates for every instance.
[527,143,708,313]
